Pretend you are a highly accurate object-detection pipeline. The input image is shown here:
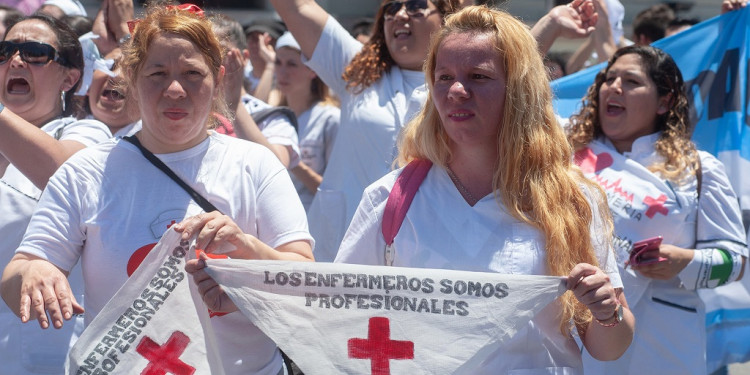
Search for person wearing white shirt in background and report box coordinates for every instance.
[567,45,747,375]
[0,14,110,375]
[274,32,340,212]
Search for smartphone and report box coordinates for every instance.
[627,236,666,267]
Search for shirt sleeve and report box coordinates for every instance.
[303,16,364,99]
[253,148,313,250]
[58,119,112,146]
[16,162,88,272]
[334,182,389,266]
[695,151,748,257]
[582,182,623,289]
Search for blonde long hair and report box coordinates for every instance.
[398,5,610,335]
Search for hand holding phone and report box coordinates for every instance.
[625,236,667,268]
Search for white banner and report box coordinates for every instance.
[66,229,225,375]
[205,260,566,374]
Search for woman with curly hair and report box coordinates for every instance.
[270,0,600,261]
[567,45,747,375]
[335,5,634,373]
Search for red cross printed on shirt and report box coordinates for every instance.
[644,193,669,218]
[348,317,414,375]
[136,331,196,375]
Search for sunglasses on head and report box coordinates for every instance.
[382,0,431,20]
[0,41,69,67]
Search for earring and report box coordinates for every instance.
[61,91,66,112]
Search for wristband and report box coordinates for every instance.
[594,303,624,327]
[0,101,4,114]
[679,248,743,289]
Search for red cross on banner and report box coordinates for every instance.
[136,331,196,375]
[348,317,414,375]
[644,193,669,218]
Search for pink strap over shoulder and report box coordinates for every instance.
[382,159,433,246]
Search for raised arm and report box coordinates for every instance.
[531,0,598,55]
[566,0,616,73]
[268,0,329,59]
[0,111,90,189]
[223,47,293,167]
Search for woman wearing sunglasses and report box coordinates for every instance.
[271,0,600,262]
[0,14,110,375]
[2,5,313,375]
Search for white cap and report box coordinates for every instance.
[275,32,300,51]
[42,0,87,17]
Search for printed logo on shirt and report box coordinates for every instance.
[575,147,672,221]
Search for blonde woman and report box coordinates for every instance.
[335,6,634,373]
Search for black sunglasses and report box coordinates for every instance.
[382,0,431,19]
[0,41,70,67]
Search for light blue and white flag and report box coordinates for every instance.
[552,8,750,371]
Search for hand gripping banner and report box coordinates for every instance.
[65,229,225,375]
[204,260,566,375]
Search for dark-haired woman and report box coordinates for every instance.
[0,14,110,375]
[568,45,747,375]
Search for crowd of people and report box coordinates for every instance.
[0,0,747,374]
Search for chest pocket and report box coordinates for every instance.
[490,224,545,275]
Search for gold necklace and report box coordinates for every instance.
[446,165,479,206]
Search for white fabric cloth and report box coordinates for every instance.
[66,229,226,375]
[243,94,301,168]
[577,134,747,375]
[42,0,86,16]
[291,102,340,211]
[205,259,567,375]
[0,116,110,375]
[17,132,312,375]
[303,17,428,261]
[335,165,622,374]
[244,63,260,94]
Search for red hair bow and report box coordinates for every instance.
[127,3,205,35]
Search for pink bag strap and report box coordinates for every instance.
[382,159,432,265]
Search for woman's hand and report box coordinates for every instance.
[1,254,84,329]
[173,211,314,261]
[568,262,634,361]
[185,252,238,314]
[222,47,245,113]
[257,33,277,65]
[722,0,747,14]
[567,263,619,321]
[173,211,257,259]
[632,244,693,280]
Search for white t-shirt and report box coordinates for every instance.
[291,102,340,211]
[336,165,622,374]
[303,17,428,261]
[17,133,312,375]
[242,94,301,168]
[0,116,110,375]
